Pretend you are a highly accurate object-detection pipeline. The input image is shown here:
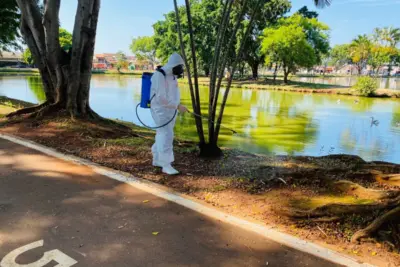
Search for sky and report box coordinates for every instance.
[59,0,400,55]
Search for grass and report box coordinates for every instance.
[0,68,40,76]
[91,69,144,76]
[0,96,33,109]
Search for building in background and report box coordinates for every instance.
[0,52,26,68]
[92,53,152,71]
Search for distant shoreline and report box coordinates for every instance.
[1,68,399,98]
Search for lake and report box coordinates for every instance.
[290,76,400,90]
[0,75,399,163]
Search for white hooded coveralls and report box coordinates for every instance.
[150,53,185,167]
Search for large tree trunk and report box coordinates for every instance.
[250,62,259,79]
[9,0,100,119]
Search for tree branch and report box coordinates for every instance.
[18,10,55,103]
[174,0,205,144]
[209,0,233,141]
[214,0,265,142]
[43,0,64,102]
[67,0,95,115]
[78,0,100,115]
[212,0,249,125]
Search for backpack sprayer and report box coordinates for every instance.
[135,69,178,129]
[136,68,238,135]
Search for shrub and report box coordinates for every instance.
[352,76,378,96]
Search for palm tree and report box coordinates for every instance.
[350,35,372,75]
[314,0,332,8]
[372,27,400,75]
[373,27,400,47]
[387,26,400,47]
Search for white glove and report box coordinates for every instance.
[177,104,189,113]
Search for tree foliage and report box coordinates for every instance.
[116,50,128,71]
[154,0,290,78]
[329,44,351,68]
[154,0,224,76]
[296,6,318,19]
[130,36,157,68]
[261,14,330,82]
[349,34,372,74]
[235,0,291,78]
[368,45,397,74]
[332,27,400,76]
[0,0,21,52]
[371,26,400,75]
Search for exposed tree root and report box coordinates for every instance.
[351,206,400,243]
[291,196,400,219]
[27,102,65,119]
[389,222,400,249]
[6,101,50,118]
[332,180,400,200]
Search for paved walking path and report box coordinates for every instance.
[0,138,341,267]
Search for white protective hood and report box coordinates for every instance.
[163,52,185,71]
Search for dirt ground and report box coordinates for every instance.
[0,99,399,267]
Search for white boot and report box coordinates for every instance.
[162,164,179,175]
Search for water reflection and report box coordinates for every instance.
[27,76,46,102]
[0,75,399,163]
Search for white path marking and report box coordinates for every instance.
[1,240,77,267]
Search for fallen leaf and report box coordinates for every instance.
[352,250,359,255]
[143,200,150,203]
[371,251,377,256]
[152,232,159,236]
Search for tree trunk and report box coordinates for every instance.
[283,65,289,83]
[173,0,205,145]
[273,63,279,82]
[208,0,234,150]
[388,63,392,77]
[251,62,259,79]
[240,63,245,78]
[204,66,210,77]
[213,0,264,144]
[357,63,362,75]
[11,0,100,119]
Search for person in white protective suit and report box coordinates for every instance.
[150,53,188,175]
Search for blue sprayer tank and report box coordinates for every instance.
[140,72,153,108]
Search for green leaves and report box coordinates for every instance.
[261,14,329,81]
[0,0,21,52]
[59,28,73,52]
[116,51,128,71]
[130,36,156,66]
[329,44,351,68]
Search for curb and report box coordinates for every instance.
[0,133,375,267]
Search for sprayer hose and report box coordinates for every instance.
[135,103,177,129]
